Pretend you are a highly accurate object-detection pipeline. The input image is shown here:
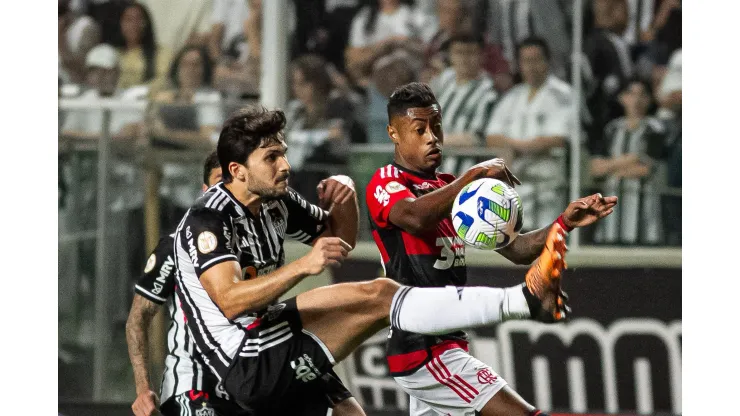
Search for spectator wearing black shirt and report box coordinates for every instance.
[584,0,633,146]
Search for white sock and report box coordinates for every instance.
[389,285,531,335]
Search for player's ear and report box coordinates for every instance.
[228,161,245,182]
[387,124,400,145]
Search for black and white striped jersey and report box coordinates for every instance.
[134,235,223,403]
[173,182,328,379]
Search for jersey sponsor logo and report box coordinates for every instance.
[374,185,390,206]
[412,182,434,191]
[195,403,215,416]
[433,237,466,270]
[223,225,232,249]
[186,227,199,267]
[144,253,156,273]
[214,382,229,400]
[266,303,286,321]
[385,181,407,194]
[197,231,218,254]
[152,255,175,294]
[291,354,321,382]
[477,368,497,384]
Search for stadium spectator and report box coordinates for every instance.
[59,0,102,84]
[584,0,633,145]
[365,52,418,144]
[485,37,574,230]
[486,0,572,80]
[147,45,223,148]
[306,0,364,71]
[345,0,424,87]
[213,0,262,100]
[208,0,250,61]
[284,55,362,202]
[61,44,148,140]
[111,2,172,91]
[656,48,681,246]
[591,78,669,245]
[429,34,498,147]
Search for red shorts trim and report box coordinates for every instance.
[387,340,469,374]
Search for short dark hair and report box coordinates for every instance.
[292,54,333,98]
[217,106,287,183]
[620,76,653,96]
[202,150,220,185]
[169,45,213,88]
[387,82,440,122]
[516,36,551,61]
[449,33,485,48]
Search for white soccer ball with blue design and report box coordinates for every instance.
[451,178,523,250]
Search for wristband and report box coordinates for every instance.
[555,214,573,233]
[328,175,355,191]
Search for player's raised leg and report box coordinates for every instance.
[297,223,567,364]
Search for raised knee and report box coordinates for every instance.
[357,278,399,307]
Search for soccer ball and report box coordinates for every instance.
[451,178,523,250]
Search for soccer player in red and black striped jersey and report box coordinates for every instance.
[366,82,618,416]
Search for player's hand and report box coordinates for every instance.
[562,193,618,229]
[302,237,352,275]
[317,175,356,208]
[132,390,159,416]
[468,158,521,188]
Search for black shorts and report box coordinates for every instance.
[160,390,248,416]
[223,298,352,414]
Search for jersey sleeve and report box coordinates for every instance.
[180,208,238,278]
[365,166,416,229]
[284,188,329,245]
[134,236,177,304]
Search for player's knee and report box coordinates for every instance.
[357,278,400,308]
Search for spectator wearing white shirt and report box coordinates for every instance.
[148,45,224,148]
[485,37,574,230]
[61,44,147,140]
[345,0,424,87]
[429,34,498,148]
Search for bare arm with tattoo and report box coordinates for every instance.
[126,294,162,416]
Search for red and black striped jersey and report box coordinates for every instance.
[365,162,468,376]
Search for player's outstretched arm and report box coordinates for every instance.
[125,294,161,416]
[201,238,352,320]
[389,158,519,235]
[497,193,618,265]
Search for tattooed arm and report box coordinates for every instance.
[126,294,162,416]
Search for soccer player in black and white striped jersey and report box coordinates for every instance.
[173,106,571,414]
[127,151,364,416]
[126,152,247,416]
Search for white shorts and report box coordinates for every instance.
[394,347,508,416]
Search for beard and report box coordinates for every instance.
[248,175,290,201]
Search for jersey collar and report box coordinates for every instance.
[392,162,438,180]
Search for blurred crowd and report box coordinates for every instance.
[58,0,681,246]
